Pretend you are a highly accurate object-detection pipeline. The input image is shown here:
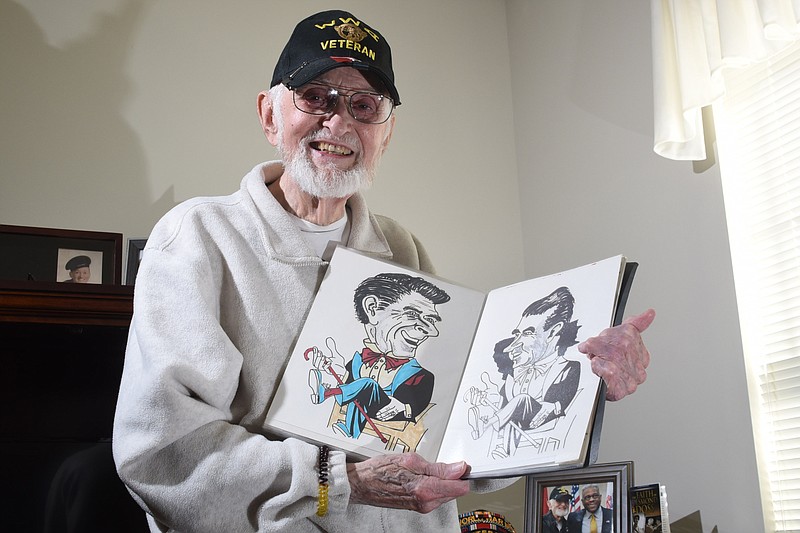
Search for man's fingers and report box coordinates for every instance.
[326,336,339,356]
[424,460,469,480]
[622,308,656,333]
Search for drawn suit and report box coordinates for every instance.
[494,358,581,445]
[332,347,434,438]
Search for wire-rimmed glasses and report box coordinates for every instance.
[290,82,395,124]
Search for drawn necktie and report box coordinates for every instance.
[590,513,598,533]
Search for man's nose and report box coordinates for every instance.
[417,320,438,337]
[504,334,522,352]
[321,98,354,134]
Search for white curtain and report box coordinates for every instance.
[652,0,800,161]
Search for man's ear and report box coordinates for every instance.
[257,91,279,146]
[547,322,564,341]
[380,114,395,155]
[361,295,381,324]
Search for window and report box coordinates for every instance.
[713,39,800,533]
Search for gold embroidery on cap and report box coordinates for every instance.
[335,23,367,42]
[315,17,380,42]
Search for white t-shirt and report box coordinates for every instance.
[290,211,350,259]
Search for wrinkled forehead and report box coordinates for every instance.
[311,66,389,94]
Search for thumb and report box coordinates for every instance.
[622,309,656,333]
[428,461,469,480]
[326,336,341,357]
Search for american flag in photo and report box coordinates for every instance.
[570,484,582,511]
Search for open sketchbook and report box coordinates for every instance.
[264,246,636,478]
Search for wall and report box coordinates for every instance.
[0,0,765,531]
[0,0,524,291]
[1,0,527,527]
[504,0,763,531]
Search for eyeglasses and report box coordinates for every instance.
[290,83,395,124]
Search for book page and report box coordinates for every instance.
[264,246,485,461]
[437,256,624,477]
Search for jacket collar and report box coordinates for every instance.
[243,161,394,263]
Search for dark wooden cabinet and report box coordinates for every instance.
[0,280,134,326]
[1,281,148,532]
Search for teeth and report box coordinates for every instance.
[316,142,353,155]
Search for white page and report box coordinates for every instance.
[437,256,624,477]
[264,246,486,461]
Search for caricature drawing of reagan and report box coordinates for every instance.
[307,273,450,440]
[466,286,581,459]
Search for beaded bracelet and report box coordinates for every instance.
[316,445,330,517]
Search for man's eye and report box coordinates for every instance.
[301,89,330,108]
[351,94,378,113]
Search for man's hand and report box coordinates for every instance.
[464,372,502,408]
[347,453,470,513]
[309,337,347,379]
[376,396,407,421]
[531,401,558,428]
[465,385,488,407]
[578,309,655,401]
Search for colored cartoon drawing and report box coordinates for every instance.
[305,272,450,451]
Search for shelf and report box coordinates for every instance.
[0,280,133,326]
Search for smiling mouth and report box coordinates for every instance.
[311,141,353,156]
[401,331,424,347]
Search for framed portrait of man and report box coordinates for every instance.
[524,461,633,533]
[0,224,122,285]
[56,249,104,284]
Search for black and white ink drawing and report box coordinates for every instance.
[464,287,584,459]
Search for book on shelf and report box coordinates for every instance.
[630,483,671,533]
[264,245,637,478]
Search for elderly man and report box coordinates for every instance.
[113,9,653,533]
[542,487,572,533]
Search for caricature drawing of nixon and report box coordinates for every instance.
[307,273,450,440]
[466,286,581,459]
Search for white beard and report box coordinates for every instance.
[280,134,374,198]
[274,98,378,199]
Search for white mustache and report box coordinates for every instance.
[305,131,361,153]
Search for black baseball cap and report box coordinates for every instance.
[65,255,91,271]
[550,487,572,502]
[270,10,400,105]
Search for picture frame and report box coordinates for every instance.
[524,461,633,533]
[0,224,123,285]
[125,239,147,286]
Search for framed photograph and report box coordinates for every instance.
[0,224,123,285]
[125,239,147,286]
[524,461,633,533]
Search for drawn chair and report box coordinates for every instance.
[490,388,583,458]
[327,402,435,452]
